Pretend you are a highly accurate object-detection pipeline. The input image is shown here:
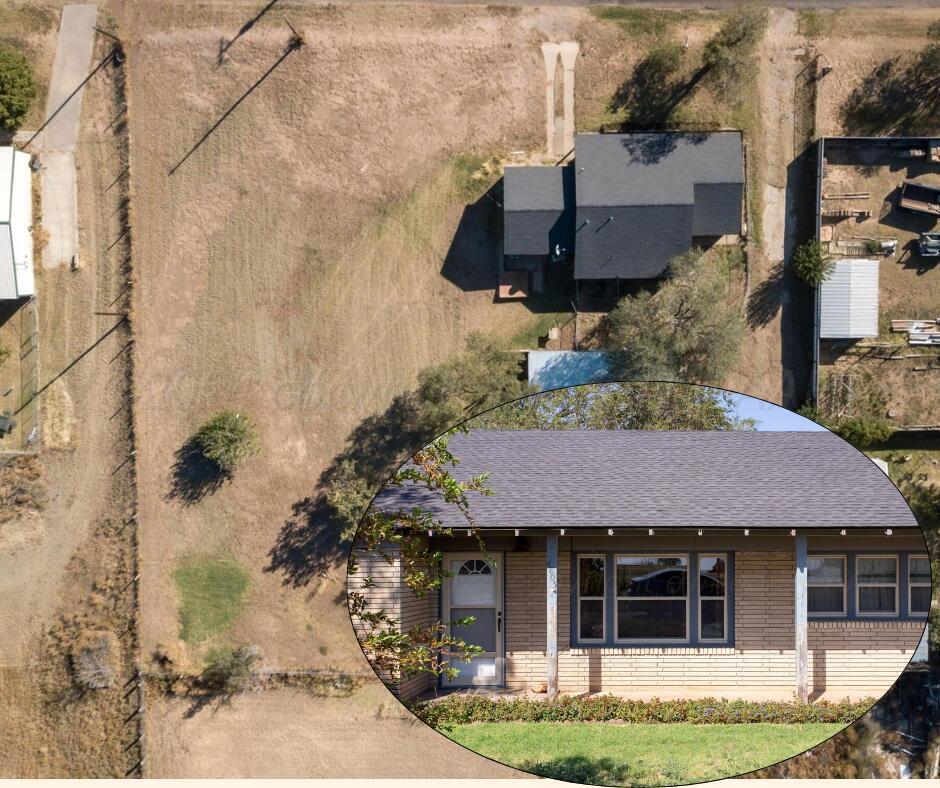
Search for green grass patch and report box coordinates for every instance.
[174,556,251,643]
[451,153,494,202]
[510,312,572,349]
[590,6,699,38]
[797,9,831,38]
[444,721,843,786]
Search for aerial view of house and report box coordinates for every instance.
[502,131,744,300]
[0,0,938,782]
[363,428,925,704]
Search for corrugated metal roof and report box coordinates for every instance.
[819,259,879,339]
[526,351,612,390]
[0,148,33,300]
[374,430,919,531]
[0,224,16,300]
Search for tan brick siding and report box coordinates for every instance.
[503,550,922,697]
[349,547,434,699]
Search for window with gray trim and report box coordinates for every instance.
[808,555,846,616]
[699,555,727,640]
[856,555,898,615]
[909,555,931,616]
[615,555,688,641]
[577,555,606,641]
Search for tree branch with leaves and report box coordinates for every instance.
[348,427,494,683]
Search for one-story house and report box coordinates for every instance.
[0,147,34,301]
[502,132,744,285]
[819,258,880,340]
[353,429,926,702]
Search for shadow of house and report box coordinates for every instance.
[440,179,504,293]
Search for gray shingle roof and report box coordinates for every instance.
[573,132,743,279]
[503,165,574,256]
[373,430,918,531]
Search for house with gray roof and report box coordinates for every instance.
[502,132,744,285]
[353,429,925,702]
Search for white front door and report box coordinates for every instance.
[442,552,504,687]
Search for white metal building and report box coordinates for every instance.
[819,258,879,339]
[0,147,34,301]
[526,350,611,391]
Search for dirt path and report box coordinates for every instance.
[730,9,813,408]
[0,25,143,777]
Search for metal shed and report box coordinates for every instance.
[0,147,35,301]
[819,258,879,339]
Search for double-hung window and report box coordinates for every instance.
[615,555,688,641]
[856,555,898,615]
[699,555,728,640]
[807,556,846,616]
[577,555,606,641]
[909,555,931,616]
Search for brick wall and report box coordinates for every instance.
[503,550,922,697]
[349,546,434,699]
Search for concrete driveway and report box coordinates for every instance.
[38,4,98,270]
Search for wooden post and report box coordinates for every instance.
[546,533,559,699]
[794,533,808,703]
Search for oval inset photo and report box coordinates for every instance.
[347,382,929,786]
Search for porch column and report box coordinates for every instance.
[794,533,808,703]
[546,533,559,699]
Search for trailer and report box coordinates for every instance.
[900,180,940,217]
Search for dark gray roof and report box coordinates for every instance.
[693,182,744,236]
[574,205,693,279]
[504,166,566,212]
[503,165,575,256]
[573,132,743,279]
[575,133,744,208]
[373,430,918,531]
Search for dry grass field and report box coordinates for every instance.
[1,0,938,779]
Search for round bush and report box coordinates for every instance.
[0,46,36,132]
[193,411,259,472]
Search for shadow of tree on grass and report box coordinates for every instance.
[747,262,785,330]
[840,45,940,135]
[166,437,231,506]
[519,755,635,786]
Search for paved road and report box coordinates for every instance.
[40,4,98,270]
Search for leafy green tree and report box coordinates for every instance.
[470,382,756,431]
[0,46,36,132]
[702,1,769,89]
[827,416,894,448]
[793,239,834,287]
[415,333,532,434]
[325,333,531,539]
[193,411,259,472]
[607,248,744,384]
[348,428,490,682]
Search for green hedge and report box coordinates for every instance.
[411,694,875,727]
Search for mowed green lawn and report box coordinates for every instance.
[444,721,842,786]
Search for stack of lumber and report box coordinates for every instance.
[891,319,940,346]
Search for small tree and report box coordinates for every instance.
[702,1,769,89]
[200,645,260,696]
[0,46,36,132]
[607,248,744,384]
[793,239,834,287]
[193,411,259,472]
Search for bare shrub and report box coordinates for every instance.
[72,630,121,690]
